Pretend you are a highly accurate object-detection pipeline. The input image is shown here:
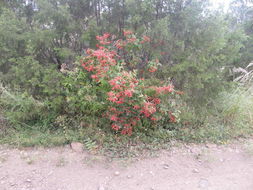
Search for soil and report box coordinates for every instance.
[1,139,253,190]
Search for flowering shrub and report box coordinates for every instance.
[80,31,180,135]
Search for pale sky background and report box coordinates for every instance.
[209,0,232,11]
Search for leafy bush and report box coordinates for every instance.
[216,87,253,127]
[78,32,180,135]
[1,56,66,113]
[0,84,49,126]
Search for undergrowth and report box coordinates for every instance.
[1,85,253,158]
[1,33,253,158]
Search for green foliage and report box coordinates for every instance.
[0,0,253,152]
[215,87,253,127]
[63,67,108,116]
[0,84,48,126]
[0,8,27,74]
[176,86,253,143]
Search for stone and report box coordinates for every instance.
[26,179,32,183]
[192,169,199,173]
[70,142,84,153]
[205,144,217,148]
[114,171,120,176]
[163,164,169,169]
[220,158,225,162]
[127,175,132,179]
[149,171,154,176]
[10,183,16,186]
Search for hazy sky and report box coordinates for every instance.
[209,0,232,11]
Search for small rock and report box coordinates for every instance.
[127,175,132,179]
[163,164,169,169]
[205,144,217,149]
[220,158,224,162]
[114,171,120,176]
[26,179,32,183]
[70,142,84,153]
[10,183,16,186]
[149,171,154,176]
[32,169,37,174]
[192,169,199,173]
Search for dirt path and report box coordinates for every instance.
[1,140,253,190]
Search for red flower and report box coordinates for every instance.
[175,91,184,95]
[133,105,140,110]
[153,98,161,104]
[169,112,176,123]
[123,30,133,36]
[121,127,133,136]
[91,74,98,79]
[124,90,133,97]
[141,102,156,118]
[148,67,157,73]
[155,85,174,94]
[151,117,157,121]
[86,48,92,54]
[96,33,110,41]
[112,124,120,131]
[108,91,118,102]
[127,37,136,43]
[131,120,137,126]
[116,98,124,104]
[140,35,151,43]
[115,39,124,49]
[110,115,118,121]
[109,107,117,112]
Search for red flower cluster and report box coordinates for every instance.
[96,33,111,45]
[80,32,178,135]
[115,39,124,49]
[155,85,174,94]
[169,112,177,123]
[140,101,157,117]
[106,72,140,135]
[123,30,133,36]
[141,35,151,44]
[148,67,157,73]
[115,31,151,51]
[81,47,117,81]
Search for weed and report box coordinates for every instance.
[0,154,8,163]
[244,141,253,156]
[0,86,252,159]
[56,157,67,167]
[84,137,98,152]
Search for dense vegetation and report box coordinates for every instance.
[0,0,253,155]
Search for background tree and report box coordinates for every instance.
[0,0,251,110]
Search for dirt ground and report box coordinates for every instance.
[1,140,253,190]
